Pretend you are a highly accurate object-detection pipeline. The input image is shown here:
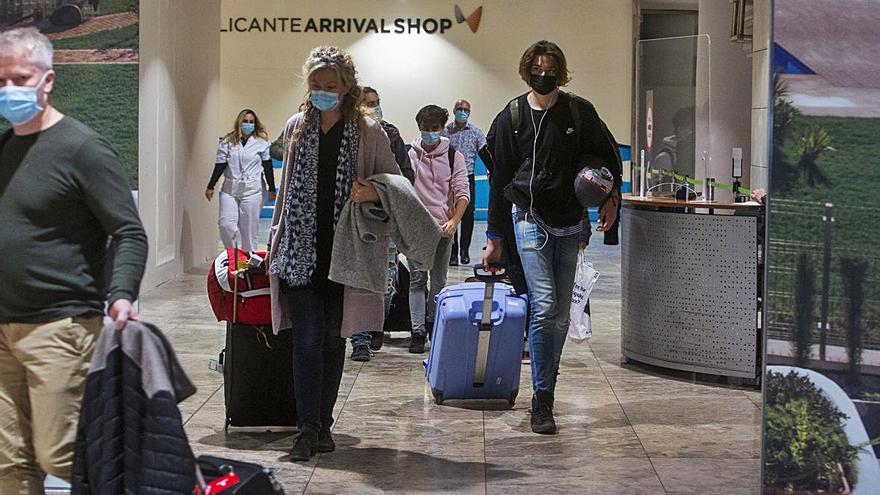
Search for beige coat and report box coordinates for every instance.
[268,112,401,335]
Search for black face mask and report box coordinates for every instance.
[529,74,558,95]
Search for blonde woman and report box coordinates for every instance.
[267,46,400,461]
[205,108,275,252]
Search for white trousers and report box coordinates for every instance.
[218,187,263,252]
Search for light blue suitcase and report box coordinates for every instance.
[425,267,528,407]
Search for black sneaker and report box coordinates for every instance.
[409,333,426,353]
[369,331,384,351]
[530,394,557,434]
[350,344,372,362]
[460,253,470,264]
[449,257,459,266]
[289,427,318,461]
[318,428,336,453]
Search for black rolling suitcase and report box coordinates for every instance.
[220,324,297,429]
[195,455,285,494]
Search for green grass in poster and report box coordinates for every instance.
[52,24,138,49]
[94,0,138,16]
[52,64,139,189]
[769,113,880,347]
[774,114,880,248]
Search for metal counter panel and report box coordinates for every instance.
[621,208,758,378]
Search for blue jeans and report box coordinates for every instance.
[284,285,345,430]
[513,215,580,396]
[351,244,399,348]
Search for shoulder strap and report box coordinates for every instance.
[447,145,456,173]
[508,99,520,134]
[569,96,582,145]
[0,129,13,153]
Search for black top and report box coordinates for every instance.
[312,120,345,298]
[379,120,415,184]
[0,117,148,323]
[486,91,621,233]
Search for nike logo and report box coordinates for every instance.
[566,128,575,134]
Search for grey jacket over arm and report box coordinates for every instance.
[329,173,440,336]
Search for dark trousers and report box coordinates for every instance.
[452,174,476,259]
[284,285,346,430]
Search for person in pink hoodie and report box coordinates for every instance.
[406,104,470,353]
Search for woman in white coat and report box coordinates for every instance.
[205,109,276,251]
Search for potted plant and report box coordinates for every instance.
[764,370,859,494]
[853,392,880,459]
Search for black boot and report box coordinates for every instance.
[369,331,385,351]
[409,332,426,353]
[318,428,336,453]
[289,425,319,461]
[530,392,557,434]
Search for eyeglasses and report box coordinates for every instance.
[454,107,470,113]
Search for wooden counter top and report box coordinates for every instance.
[622,195,762,211]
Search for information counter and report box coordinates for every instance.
[620,196,762,380]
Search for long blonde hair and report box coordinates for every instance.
[224,108,268,144]
[291,46,367,144]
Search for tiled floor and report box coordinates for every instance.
[140,221,762,494]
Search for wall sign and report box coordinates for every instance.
[221,4,483,35]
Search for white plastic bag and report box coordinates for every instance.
[568,250,600,343]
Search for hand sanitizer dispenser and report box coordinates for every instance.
[732,147,743,202]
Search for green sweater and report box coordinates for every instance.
[0,117,147,324]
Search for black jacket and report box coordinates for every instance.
[71,321,197,495]
[379,120,415,184]
[486,92,622,293]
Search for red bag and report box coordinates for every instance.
[207,249,271,325]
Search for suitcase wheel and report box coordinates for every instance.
[431,388,443,405]
[508,390,518,408]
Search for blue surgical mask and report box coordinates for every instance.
[0,73,47,126]
[241,123,255,136]
[371,105,383,121]
[454,110,468,123]
[421,131,441,145]
[310,90,340,112]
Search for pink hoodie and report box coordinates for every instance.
[408,137,471,225]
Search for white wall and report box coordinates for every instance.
[139,0,222,290]
[750,0,771,191]
[219,0,632,145]
[697,0,754,198]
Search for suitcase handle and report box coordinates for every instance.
[473,264,507,282]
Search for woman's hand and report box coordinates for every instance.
[205,188,214,201]
[268,191,277,202]
[350,177,379,203]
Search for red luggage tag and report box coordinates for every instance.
[197,471,241,494]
